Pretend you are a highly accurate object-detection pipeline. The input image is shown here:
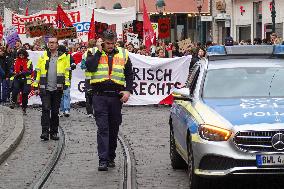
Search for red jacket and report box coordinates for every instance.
[14,58,28,74]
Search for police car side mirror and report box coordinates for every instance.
[173,88,192,101]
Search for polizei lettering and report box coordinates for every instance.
[132,67,181,96]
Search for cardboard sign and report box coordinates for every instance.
[127,33,139,48]
[54,27,77,40]
[178,38,192,53]
[24,19,77,40]
[26,23,54,38]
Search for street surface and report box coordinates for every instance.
[1,106,284,188]
[0,109,57,189]
[120,106,284,189]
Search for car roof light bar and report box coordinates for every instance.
[207,46,226,56]
[273,45,284,55]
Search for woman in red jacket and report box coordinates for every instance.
[10,49,33,114]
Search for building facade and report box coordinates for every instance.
[211,0,233,44]
[93,0,211,43]
[232,0,284,43]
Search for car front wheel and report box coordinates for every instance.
[170,128,187,169]
[187,135,201,189]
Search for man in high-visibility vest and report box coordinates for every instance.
[86,30,133,171]
[33,37,71,141]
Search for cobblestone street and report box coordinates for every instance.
[120,106,189,189]
[0,109,57,189]
[43,109,123,189]
[1,106,284,189]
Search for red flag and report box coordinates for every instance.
[56,4,73,28]
[0,17,3,41]
[143,0,156,50]
[88,9,96,40]
[25,7,29,16]
[158,18,170,39]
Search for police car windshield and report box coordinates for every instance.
[203,67,284,98]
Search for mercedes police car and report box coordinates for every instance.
[169,45,284,188]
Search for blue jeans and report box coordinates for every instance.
[0,79,9,103]
[60,87,71,112]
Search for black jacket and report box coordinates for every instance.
[86,48,133,93]
[0,55,10,79]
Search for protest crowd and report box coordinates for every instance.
[0,31,284,107]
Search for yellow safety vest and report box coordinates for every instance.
[32,51,71,90]
[10,59,33,85]
[90,47,128,86]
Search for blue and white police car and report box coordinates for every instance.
[169,45,284,188]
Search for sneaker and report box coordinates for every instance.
[108,160,115,168]
[64,111,70,117]
[98,162,108,171]
[40,133,49,141]
[50,133,59,140]
[58,112,64,117]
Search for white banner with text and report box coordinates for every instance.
[27,51,191,105]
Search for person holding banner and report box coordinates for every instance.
[33,37,71,141]
[86,30,133,171]
[81,39,97,118]
[9,48,33,115]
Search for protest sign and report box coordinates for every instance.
[4,26,20,48]
[123,21,133,43]
[127,33,139,48]
[54,27,77,40]
[178,38,192,53]
[26,22,54,37]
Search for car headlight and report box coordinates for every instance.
[198,124,232,141]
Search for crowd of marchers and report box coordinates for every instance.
[0,32,283,111]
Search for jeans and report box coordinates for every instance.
[85,90,93,115]
[93,94,122,162]
[40,90,63,134]
[0,79,9,103]
[11,78,30,109]
[60,87,71,112]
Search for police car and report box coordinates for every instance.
[169,45,284,188]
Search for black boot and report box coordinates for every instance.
[98,161,108,171]
[108,160,115,168]
[50,133,59,140]
[22,108,27,115]
[40,132,49,141]
[10,102,16,109]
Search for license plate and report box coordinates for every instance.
[256,154,284,167]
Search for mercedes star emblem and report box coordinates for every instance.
[271,133,284,151]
